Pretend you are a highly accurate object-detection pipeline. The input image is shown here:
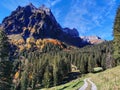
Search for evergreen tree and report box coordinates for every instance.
[20,58,29,90]
[43,66,51,88]
[0,28,9,61]
[0,28,11,90]
[113,6,120,65]
[21,71,28,90]
[88,55,93,73]
[53,56,58,86]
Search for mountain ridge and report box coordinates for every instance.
[1,4,104,51]
[80,36,104,44]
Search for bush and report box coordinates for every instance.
[93,67,103,73]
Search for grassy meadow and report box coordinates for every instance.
[40,66,120,90]
[40,78,84,90]
[86,66,120,90]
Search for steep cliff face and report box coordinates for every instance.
[1,4,84,50]
[2,4,62,39]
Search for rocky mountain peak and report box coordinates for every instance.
[1,4,86,51]
[1,3,105,51]
[24,3,37,11]
[2,4,61,38]
[80,36,104,44]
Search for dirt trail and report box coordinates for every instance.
[79,78,97,90]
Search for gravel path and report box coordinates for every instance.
[79,78,97,90]
[79,78,88,90]
[88,78,97,90]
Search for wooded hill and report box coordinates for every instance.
[1,35,114,90]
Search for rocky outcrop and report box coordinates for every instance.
[80,36,104,44]
[2,3,62,39]
[63,28,79,37]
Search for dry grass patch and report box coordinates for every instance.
[85,66,120,90]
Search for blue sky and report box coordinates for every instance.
[0,0,120,40]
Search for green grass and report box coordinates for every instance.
[85,66,120,90]
[40,78,84,90]
[39,66,120,90]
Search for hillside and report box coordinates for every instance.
[41,65,120,90]
[0,24,113,90]
[86,66,120,90]
[8,34,66,51]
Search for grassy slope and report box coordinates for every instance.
[86,66,120,90]
[41,78,84,90]
[41,66,120,90]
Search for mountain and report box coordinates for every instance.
[80,36,104,44]
[1,4,104,51]
[2,4,61,39]
[1,3,86,50]
[63,28,79,37]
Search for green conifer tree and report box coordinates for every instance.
[0,28,11,90]
[43,66,51,88]
[113,6,120,65]
[0,28,9,61]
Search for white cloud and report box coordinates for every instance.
[51,0,61,6]
[47,0,61,7]
[63,0,96,33]
[63,0,116,38]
